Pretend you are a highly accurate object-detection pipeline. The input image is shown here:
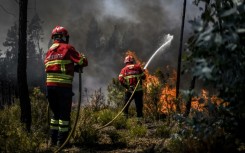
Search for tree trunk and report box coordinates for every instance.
[175,0,187,113]
[18,0,31,132]
[184,76,196,117]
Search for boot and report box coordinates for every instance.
[50,129,58,147]
[57,131,69,147]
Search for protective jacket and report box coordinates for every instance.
[44,41,88,87]
[119,64,145,91]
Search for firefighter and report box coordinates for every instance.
[118,55,146,121]
[44,26,88,146]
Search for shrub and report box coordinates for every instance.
[73,107,99,146]
[89,88,107,111]
[129,124,147,138]
[0,88,48,152]
[112,113,127,129]
[96,109,115,125]
[155,125,170,138]
[165,134,184,153]
[126,118,147,138]
[107,130,125,144]
[107,78,125,108]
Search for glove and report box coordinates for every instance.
[74,65,83,73]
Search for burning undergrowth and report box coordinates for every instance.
[123,50,226,119]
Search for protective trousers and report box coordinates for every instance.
[47,86,73,146]
[123,90,143,118]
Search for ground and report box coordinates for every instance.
[42,120,172,153]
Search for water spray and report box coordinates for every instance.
[52,35,174,151]
[144,34,174,70]
[96,34,174,131]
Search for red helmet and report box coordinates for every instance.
[51,26,69,39]
[124,55,134,64]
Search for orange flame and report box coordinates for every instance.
[191,89,226,111]
[160,85,176,114]
[123,51,225,115]
[125,50,144,66]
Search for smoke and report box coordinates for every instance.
[0,0,201,99]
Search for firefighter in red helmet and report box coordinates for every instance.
[118,55,146,121]
[44,26,88,146]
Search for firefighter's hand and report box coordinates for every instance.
[74,65,83,73]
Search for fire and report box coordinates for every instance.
[143,66,177,115]
[191,89,208,111]
[124,51,225,115]
[191,89,226,111]
[125,50,144,66]
[159,70,177,113]
[160,85,176,114]
[143,69,225,115]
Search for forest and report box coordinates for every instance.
[0,0,245,153]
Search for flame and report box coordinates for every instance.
[191,89,226,111]
[125,50,144,66]
[125,50,179,114]
[123,51,226,115]
[160,85,176,114]
[143,66,177,114]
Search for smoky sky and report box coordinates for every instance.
[0,0,201,98]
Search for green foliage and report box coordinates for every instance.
[185,1,245,104]
[162,101,244,153]
[129,124,147,138]
[166,135,184,153]
[96,108,127,129]
[0,88,48,152]
[73,107,99,146]
[30,87,49,132]
[155,124,170,138]
[170,108,239,152]
[182,1,245,151]
[106,130,126,144]
[126,118,147,138]
[112,114,128,129]
[107,78,125,108]
[144,78,163,120]
[96,108,116,125]
[74,125,99,146]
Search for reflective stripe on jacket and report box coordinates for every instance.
[44,42,87,87]
[118,64,145,91]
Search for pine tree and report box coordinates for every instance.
[2,23,19,82]
[27,13,45,88]
[86,17,102,56]
[106,25,123,72]
[107,25,122,53]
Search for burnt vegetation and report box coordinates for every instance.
[0,0,245,153]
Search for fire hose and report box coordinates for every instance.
[96,80,141,131]
[53,67,83,153]
[96,34,173,130]
[46,65,83,152]
[49,73,139,152]
[48,34,173,151]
